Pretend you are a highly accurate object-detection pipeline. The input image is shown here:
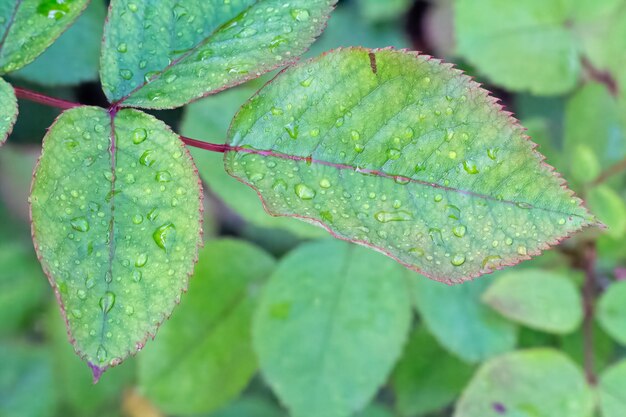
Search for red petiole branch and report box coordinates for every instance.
[14,87,230,153]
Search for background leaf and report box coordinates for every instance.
[226,48,594,282]
[100,0,336,109]
[12,0,106,86]
[482,269,583,334]
[0,77,17,146]
[253,240,411,417]
[411,275,517,363]
[0,0,89,74]
[598,280,626,345]
[599,360,626,417]
[454,349,593,417]
[30,106,203,376]
[139,239,276,416]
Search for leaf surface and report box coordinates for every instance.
[13,0,105,86]
[101,0,336,109]
[411,275,517,363]
[599,360,626,417]
[482,269,583,334]
[0,77,17,146]
[226,48,594,282]
[253,240,411,417]
[598,281,626,345]
[139,239,276,415]
[30,106,203,378]
[0,0,89,74]
[454,349,593,417]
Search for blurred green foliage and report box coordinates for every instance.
[2,1,626,417]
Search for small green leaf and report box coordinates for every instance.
[0,77,17,146]
[454,0,581,95]
[253,240,411,417]
[587,186,626,239]
[101,0,336,109]
[0,0,89,74]
[411,275,517,363]
[454,349,594,417]
[0,343,57,417]
[30,106,203,378]
[599,360,626,417]
[392,326,474,417]
[482,269,583,334]
[13,0,106,86]
[225,48,595,283]
[598,281,626,345]
[139,239,276,415]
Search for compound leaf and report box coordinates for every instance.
[0,0,89,74]
[0,77,17,146]
[101,0,336,109]
[138,239,276,415]
[225,48,594,283]
[482,269,583,334]
[30,106,203,379]
[455,349,593,417]
[253,240,411,417]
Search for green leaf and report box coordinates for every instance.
[392,326,474,417]
[225,48,595,283]
[12,0,106,86]
[356,0,411,23]
[354,404,395,417]
[253,240,411,417]
[410,275,517,363]
[454,0,581,95]
[587,186,626,239]
[0,343,57,417]
[181,82,325,238]
[0,0,89,74]
[599,360,626,417]
[482,269,583,334]
[0,77,17,146]
[598,280,626,345]
[139,239,276,415]
[208,396,286,417]
[454,349,594,417]
[100,0,336,109]
[30,106,203,378]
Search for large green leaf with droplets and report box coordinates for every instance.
[253,240,411,417]
[100,0,336,109]
[0,0,89,74]
[225,48,595,283]
[0,77,16,146]
[30,106,203,378]
[454,349,594,417]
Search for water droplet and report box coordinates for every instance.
[295,184,316,200]
[354,143,365,153]
[434,194,443,202]
[319,179,331,188]
[516,202,532,209]
[374,211,412,223]
[117,42,128,53]
[463,160,479,174]
[310,128,320,137]
[132,214,143,224]
[558,218,566,225]
[482,255,502,268]
[517,246,528,256]
[505,237,513,246]
[132,128,148,144]
[291,8,310,21]
[285,123,298,139]
[300,77,313,87]
[409,247,425,256]
[452,225,466,237]
[139,150,156,166]
[133,271,142,282]
[128,3,138,12]
[156,171,172,182]
[448,151,457,159]
[269,35,288,52]
[71,217,90,232]
[135,253,148,268]
[487,147,499,160]
[351,130,360,141]
[125,306,134,316]
[120,69,133,80]
[272,179,287,192]
[153,223,176,252]
[415,162,426,173]
[387,148,401,160]
[97,345,107,362]
[99,292,116,313]
[71,309,82,319]
[451,254,466,266]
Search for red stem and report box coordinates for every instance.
[582,243,598,385]
[179,136,231,153]
[14,87,81,110]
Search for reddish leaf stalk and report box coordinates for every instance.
[14,87,81,111]
[591,157,626,187]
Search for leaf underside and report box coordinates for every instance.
[0,0,89,74]
[30,106,203,377]
[225,48,595,283]
[101,0,336,109]
[0,77,17,147]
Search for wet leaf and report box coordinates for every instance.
[139,239,275,415]
[0,77,17,146]
[0,0,89,74]
[30,106,203,378]
[455,349,593,417]
[483,269,583,334]
[253,240,411,417]
[101,0,336,109]
[226,48,596,282]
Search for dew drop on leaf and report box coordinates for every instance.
[70,217,90,232]
[153,223,176,252]
[99,291,116,313]
[294,184,316,200]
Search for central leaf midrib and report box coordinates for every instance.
[113,0,262,105]
[0,0,23,61]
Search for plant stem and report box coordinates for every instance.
[13,87,230,154]
[582,242,598,385]
[14,87,81,110]
[592,157,626,187]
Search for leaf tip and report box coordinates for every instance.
[88,362,104,384]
